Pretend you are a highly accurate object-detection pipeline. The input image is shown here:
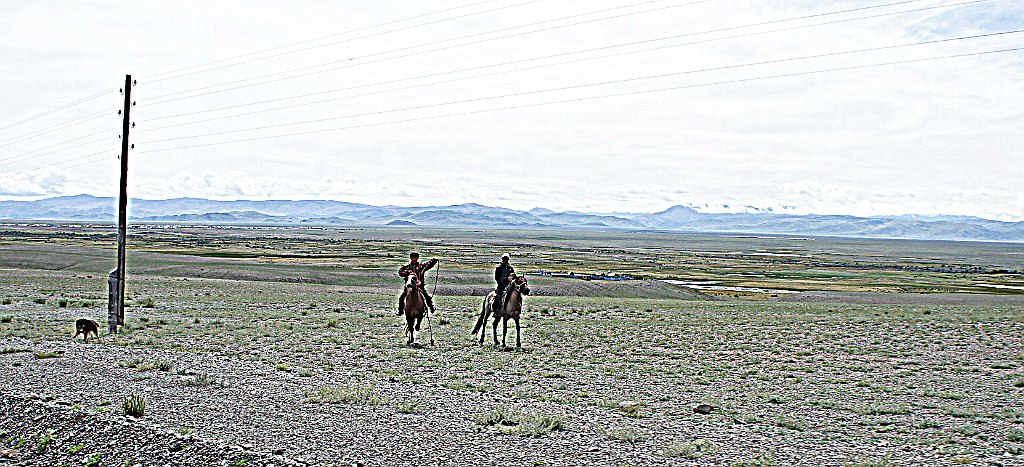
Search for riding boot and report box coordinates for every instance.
[493,290,503,312]
[424,293,436,313]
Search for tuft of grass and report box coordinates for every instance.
[57,298,69,308]
[183,373,222,387]
[775,416,807,431]
[733,452,774,467]
[845,460,891,467]
[663,439,716,459]
[1009,429,1024,442]
[1,298,12,305]
[297,368,314,378]
[310,385,381,405]
[136,359,174,372]
[396,401,425,414]
[137,297,156,308]
[275,363,290,372]
[854,403,910,416]
[1,347,30,354]
[33,297,47,304]
[122,394,146,417]
[36,429,55,453]
[84,453,103,467]
[599,426,643,443]
[1012,377,1024,389]
[33,350,64,359]
[0,315,12,323]
[474,405,566,437]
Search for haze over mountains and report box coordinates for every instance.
[2,195,1023,242]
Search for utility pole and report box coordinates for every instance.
[108,75,132,334]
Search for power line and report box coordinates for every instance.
[0,130,114,167]
[135,47,1024,154]
[140,0,989,132]
[146,0,547,84]
[0,88,114,133]
[138,30,1022,142]
[143,0,713,104]
[0,148,117,186]
[0,109,111,148]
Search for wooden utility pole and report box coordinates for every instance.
[109,75,132,334]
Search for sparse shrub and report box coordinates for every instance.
[136,359,173,372]
[275,363,290,372]
[1,298,12,305]
[57,299,69,308]
[1010,429,1024,442]
[33,350,64,359]
[854,403,910,416]
[84,453,103,467]
[36,429,55,453]
[663,439,716,458]
[311,385,381,405]
[600,426,642,443]
[396,401,425,414]
[298,369,314,377]
[33,297,47,304]
[122,394,146,417]
[438,318,451,325]
[0,315,14,323]
[844,459,891,467]
[775,416,807,431]
[474,405,565,437]
[325,319,339,328]
[68,443,84,453]
[136,297,155,308]
[184,373,222,387]
[733,452,774,466]
[1013,377,1024,388]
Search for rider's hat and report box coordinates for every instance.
[410,251,419,258]
[501,253,510,260]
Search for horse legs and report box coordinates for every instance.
[514,316,521,349]
[501,317,509,348]
[405,314,415,345]
[491,315,500,347]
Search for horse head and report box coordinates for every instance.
[513,275,530,296]
[405,273,420,290]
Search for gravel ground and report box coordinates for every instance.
[2,272,1023,466]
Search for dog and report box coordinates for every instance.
[74,318,99,343]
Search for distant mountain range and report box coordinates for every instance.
[1,194,1022,242]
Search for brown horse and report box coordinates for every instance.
[472,275,530,348]
[403,273,427,346]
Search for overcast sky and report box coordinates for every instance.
[1,0,1021,219]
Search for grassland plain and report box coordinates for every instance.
[1,224,1023,466]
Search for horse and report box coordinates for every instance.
[403,273,427,346]
[472,275,530,348]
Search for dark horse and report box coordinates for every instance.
[472,275,530,348]
[403,274,427,346]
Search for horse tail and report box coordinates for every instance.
[472,294,488,335]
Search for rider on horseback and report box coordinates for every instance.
[493,253,515,312]
[398,252,437,315]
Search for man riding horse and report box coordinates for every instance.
[493,253,515,312]
[397,252,437,315]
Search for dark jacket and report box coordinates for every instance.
[495,262,515,289]
[399,258,438,283]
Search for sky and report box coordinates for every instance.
[0,0,1022,220]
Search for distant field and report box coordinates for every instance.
[0,224,1022,466]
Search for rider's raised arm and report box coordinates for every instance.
[399,265,412,277]
[421,258,438,272]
